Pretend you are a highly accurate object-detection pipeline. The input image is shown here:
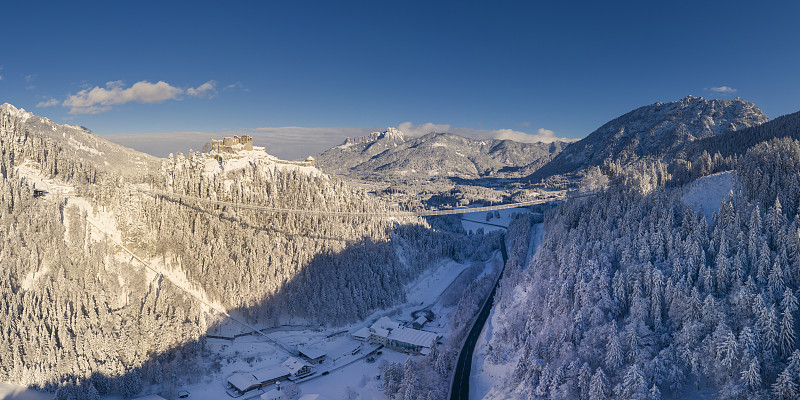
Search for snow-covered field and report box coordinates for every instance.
[0,383,51,400]
[461,207,532,233]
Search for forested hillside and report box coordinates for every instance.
[482,137,800,399]
[0,104,494,398]
[0,105,207,398]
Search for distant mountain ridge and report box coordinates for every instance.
[528,95,768,181]
[316,128,568,181]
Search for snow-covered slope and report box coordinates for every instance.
[529,96,768,181]
[681,171,735,223]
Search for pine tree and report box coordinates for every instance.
[648,384,661,400]
[740,357,762,391]
[779,306,796,358]
[589,368,609,400]
[772,366,799,400]
[578,362,591,398]
[621,364,648,400]
[605,328,624,372]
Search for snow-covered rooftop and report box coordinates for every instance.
[388,327,439,348]
[282,357,311,375]
[252,365,290,383]
[371,316,400,331]
[227,372,260,392]
[372,327,390,338]
[352,327,371,339]
[298,345,326,360]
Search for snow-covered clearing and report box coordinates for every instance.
[681,171,735,223]
[404,259,472,310]
[461,207,531,233]
[0,383,51,400]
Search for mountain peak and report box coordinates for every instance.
[1,102,34,123]
[381,127,405,141]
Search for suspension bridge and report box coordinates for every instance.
[137,188,565,217]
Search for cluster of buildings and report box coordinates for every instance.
[352,316,440,355]
[226,356,314,398]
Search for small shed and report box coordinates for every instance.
[412,316,427,329]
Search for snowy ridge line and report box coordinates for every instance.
[82,216,296,357]
[138,188,563,217]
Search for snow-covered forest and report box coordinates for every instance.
[0,106,498,398]
[481,137,800,399]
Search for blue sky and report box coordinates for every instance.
[2,1,799,159]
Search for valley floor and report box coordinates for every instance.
[128,251,503,400]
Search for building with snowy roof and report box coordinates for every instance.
[371,316,401,331]
[352,327,371,341]
[283,356,314,380]
[412,316,428,329]
[226,365,290,397]
[386,327,440,354]
[297,345,326,364]
[366,317,440,354]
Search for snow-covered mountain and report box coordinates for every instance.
[317,128,568,180]
[529,96,768,181]
[0,103,159,178]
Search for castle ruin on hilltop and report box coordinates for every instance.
[211,135,253,153]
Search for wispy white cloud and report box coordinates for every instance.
[518,121,531,127]
[60,79,216,114]
[397,121,576,144]
[25,74,35,83]
[490,128,575,143]
[36,98,59,108]
[709,86,737,94]
[396,121,452,137]
[187,80,217,98]
[224,81,245,91]
[64,80,183,114]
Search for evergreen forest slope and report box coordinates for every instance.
[482,136,800,399]
[0,103,497,398]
